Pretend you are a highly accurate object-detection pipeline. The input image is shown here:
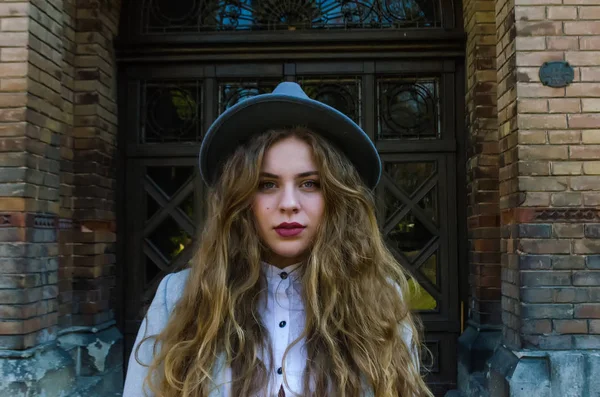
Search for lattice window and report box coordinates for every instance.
[142,0,442,33]
[377,76,441,140]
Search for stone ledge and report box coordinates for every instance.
[488,346,600,397]
[0,324,123,397]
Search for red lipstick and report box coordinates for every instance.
[274,222,305,237]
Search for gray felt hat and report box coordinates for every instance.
[198,82,381,189]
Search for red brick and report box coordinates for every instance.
[516,37,546,51]
[547,36,579,50]
[519,114,567,129]
[518,83,565,98]
[548,98,581,113]
[0,3,29,17]
[582,130,600,144]
[569,114,600,129]
[515,7,546,21]
[580,37,600,50]
[564,21,600,35]
[552,161,582,175]
[516,21,563,36]
[579,6,600,19]
[575,303,600,318]
[0,17,28,32]
[590,320,600,333]
[567,52,600,67]
[548,130,581,144]
[580,67,600,83]
[581,99,600,113]
[516,51,564,67]
[547,6,578,19]
[554,319,588,334]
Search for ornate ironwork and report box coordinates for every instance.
[141,81,203,143]
[142,0,441,33]
[143,166,197,289]
[381,160,440,311]
[377,77,440,140]
[298,76,361,125]
[218,80,278,114]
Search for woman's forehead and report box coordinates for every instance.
[261,137,317,174]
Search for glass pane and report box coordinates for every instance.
[420,253,437,286]
[179,192,195,220]
[145,256,162,285]
[385,161,436,197]
[377,77,440,140]
[298,77,361,124]
[418,186,438,223]
[147,215,192,260]
[387,212,434,261]
[142,0,442,33]
[146,193,160,220]
[146,166,194,197]
[407,277,437,311]
[219,81,278,114]
[142,81,202,143]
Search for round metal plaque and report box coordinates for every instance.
[539,61,574,88]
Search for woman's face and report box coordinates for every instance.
[252,136,325,268]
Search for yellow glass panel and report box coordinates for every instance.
[407,278,437,311]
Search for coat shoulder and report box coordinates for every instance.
[163,268,191,312]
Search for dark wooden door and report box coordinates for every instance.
[118,59,462,394]
[117,2,465,394]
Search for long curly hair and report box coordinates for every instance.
[138,127,433,397]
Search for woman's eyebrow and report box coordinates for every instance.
[259,171,319,178]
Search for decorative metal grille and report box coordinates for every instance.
[141,81,203,143]
[298,76,362,125]
[218,80,279,114]
[381,160,440,311]
[377,77,440,140]
[142,0,441,33]
[143,166,197,293]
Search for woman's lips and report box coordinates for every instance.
[274,223,305,237]
[275,227,304,237]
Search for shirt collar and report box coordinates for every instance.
[261,261,302,282]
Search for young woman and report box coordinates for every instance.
[123,82,433,397]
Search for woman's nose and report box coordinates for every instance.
[279,185,299,213]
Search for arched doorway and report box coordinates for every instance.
[116,1,466,393]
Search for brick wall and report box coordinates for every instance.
[0,0,62,350]
[68,0,120,329]
[464,0,502,329]
[0,0,121,353]
[499,0,600,350]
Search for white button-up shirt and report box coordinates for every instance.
[124,265,417,397]
[260,261,306,396]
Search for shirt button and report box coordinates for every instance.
[279,321,286,328]
[280,272,288,280]
[277,367,283,375]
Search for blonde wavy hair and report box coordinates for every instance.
[138,127,433,397]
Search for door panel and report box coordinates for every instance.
[123,158,204,364]
[121,60,461,394]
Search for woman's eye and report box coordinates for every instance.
[302,180,320,189]
[259,181,276,190]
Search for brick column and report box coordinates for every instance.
[457,0,502,392]
[486,0,600,395]
[0,1,75,395]
[0,1,123,395]
[56,0,123,391]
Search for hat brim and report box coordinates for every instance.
[199,94,381,189]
